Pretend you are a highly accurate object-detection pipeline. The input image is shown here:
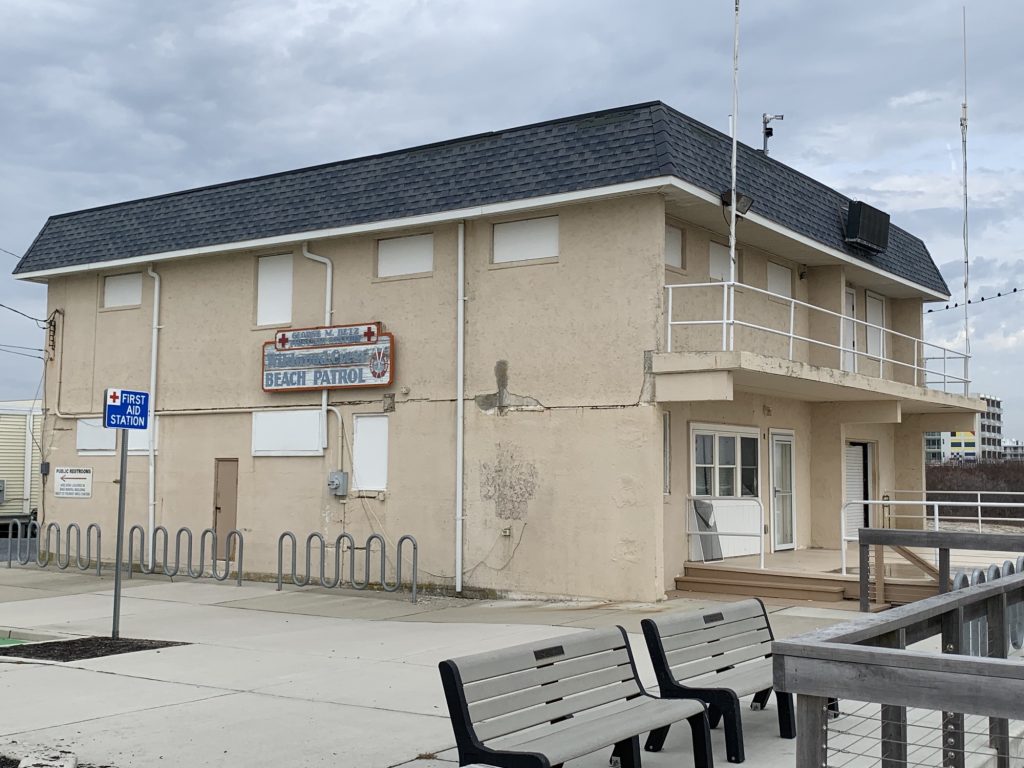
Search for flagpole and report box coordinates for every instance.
[728,0,740,352]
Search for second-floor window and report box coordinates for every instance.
[709,241,737,281]
[493,216,559,264]
[377,234,433,277]
[767,262,793,299]
[665,225,684,270]
[256,254,293,326]
[103,273,142,308]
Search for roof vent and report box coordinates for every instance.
[844,201,890,252]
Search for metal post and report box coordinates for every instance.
[667,287,673,351]
[721,282,728,350]
[977,492,982,532]
[879,631,908,768]
[111,428,129,639]
[788,300,795,360]
[941,607,966,768]
[859,540,870,612]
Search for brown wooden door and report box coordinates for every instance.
[213,459,238,560]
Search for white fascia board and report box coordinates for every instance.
[663,178,950,302]
[14,177,676,281]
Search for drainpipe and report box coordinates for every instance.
[302,243,334,448]
[23,410,33,518]
[146,265,161,566]
[455,222,466,592]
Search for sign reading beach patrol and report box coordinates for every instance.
[103,389,150,430]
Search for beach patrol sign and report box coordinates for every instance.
[262,323,394,392]
[103,389,150,430]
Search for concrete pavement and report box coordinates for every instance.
[0,567,854,768]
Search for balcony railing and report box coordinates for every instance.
[665,281,970,395]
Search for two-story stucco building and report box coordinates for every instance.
[13,102,981,601]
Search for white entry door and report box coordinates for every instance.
[842,288,857,372]
[843,442,871,542]
[771,433,796,551]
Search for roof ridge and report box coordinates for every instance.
[41,101,667,222]
[647,103,678,177]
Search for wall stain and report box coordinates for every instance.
[475,360,544,415]
[480,442,539,520]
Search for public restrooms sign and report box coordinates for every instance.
[262,322,394,392]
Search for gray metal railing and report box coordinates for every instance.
[775,571,1024,768]
[126,525,244,585]
[4,520,101,576]
[276,531,418,603]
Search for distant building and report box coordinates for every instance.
[0,400,42,522]
[925,394,1004,463]
[1004,439,1024,462]
[977,394,1004,461]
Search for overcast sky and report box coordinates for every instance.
[2,0,1023,434]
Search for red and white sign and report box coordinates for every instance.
[274,323,382,351]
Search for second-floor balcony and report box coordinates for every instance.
[659,281,974,407]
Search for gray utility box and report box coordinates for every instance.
[0,479,5,505]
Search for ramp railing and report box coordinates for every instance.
[126,525,244,585]
[277,531,418,603]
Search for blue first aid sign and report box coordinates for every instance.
[103,389,150,430]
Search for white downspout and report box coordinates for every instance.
[146,265,161,566]
[455,222,466,592]
[302,243,334,448]
[23,410,33,517]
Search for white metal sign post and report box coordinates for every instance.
[103,388,149,639]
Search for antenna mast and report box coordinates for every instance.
[961,6,970,383]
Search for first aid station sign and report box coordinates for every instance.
[103,389,150,430]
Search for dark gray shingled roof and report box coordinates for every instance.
[14,101,950,296]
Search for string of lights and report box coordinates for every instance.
[926,287,1021,313]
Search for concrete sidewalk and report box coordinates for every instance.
[0,568,853,768]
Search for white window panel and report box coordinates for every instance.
[257,254,293,326]
[103,273,142,308]
[691,424,759,499]
[664,226,684,269]
[767,262,793,298]
[252,410,323,457]
[493,216,559,264]
[866,292,885,358]
[77,417,158,455]
[353,414,388,490]
[377,234,433,277]
[709,242,732,281]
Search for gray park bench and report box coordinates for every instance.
[640,599,794,764]
[439,626,713,768]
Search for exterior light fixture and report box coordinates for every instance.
[720,190,754,215]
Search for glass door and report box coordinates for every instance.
[772,433,795,551]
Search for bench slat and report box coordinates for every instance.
[463,647,631,704]
[663,627,771,668]
[473,680,639,742]
[659,614,768,652]
[454,629,624,684]
[670,642,771,682]
[469,663,637,722]
[651,599,765,636]
[685,660,773,696]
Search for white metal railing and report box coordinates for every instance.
[686,495,765,569]
[888,489,1024,530]
[665,281,970,395]
[840,498,1024,574]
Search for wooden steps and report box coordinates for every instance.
[675,562,938,605]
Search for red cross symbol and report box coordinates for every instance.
[363,326,376,342]
[278,333,289,347]
[108,391,120,404]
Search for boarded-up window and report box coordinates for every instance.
[103,273,142,308]
[353,414,388,490]
[493,217,559,264]
[77,418,157,454]
[767,262,793,298]
[256,254,293,326]
[665,226,684,269]
[251,410,323,456]
[709,242,733,281]
[377,234,433,277]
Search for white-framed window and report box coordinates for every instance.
[492,216,559,264]
[663,411,671,495]
[103,273,142,308]
[766,261,793,298]
[664,225,684,270]
[865,291,885,359]
[251,410,324,457]
[352,414,388,491]
[76,417,157,455]
[709,241,735,281]
[691,424,759,498]
[377,234,433,278]
[256,254,293,326]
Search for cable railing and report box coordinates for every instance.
[665,281,970,395]
[774,571,1024,768]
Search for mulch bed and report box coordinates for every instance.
[0,637,184,662]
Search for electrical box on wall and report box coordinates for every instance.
[0,479,5,505]
[327,471,349,497]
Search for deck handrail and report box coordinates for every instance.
[774,570,1024,767]
[665,281,970,394]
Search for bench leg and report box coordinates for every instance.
[610,736,641,768]
[707,704,723,729]
[689,712,714,768]
[644,725,670,753]
[776,691,796,739]
[750,687,772,711]
[827,697,840,718]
